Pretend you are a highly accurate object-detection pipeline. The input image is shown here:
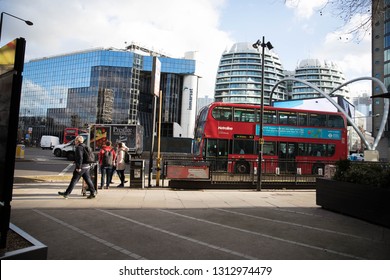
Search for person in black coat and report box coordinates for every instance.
[58,135,96,199]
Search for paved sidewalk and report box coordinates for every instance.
[7,182,390,260]
[11,182,318,209]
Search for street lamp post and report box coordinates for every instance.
[253,36,273,191]
[0,12,33,42]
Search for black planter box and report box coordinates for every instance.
[316,178,390,228]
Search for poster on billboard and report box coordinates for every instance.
[91,126,110,150]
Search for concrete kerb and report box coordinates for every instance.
[14,175,74,184]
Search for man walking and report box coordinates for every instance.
[58,135,97,199]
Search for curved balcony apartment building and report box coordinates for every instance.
[214,42,287,105]
[292,58,350,99]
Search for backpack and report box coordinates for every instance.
[102,148,114,167]
[83,145,96,163]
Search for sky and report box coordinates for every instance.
[1,0,372,97]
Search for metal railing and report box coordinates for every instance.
[162,157,336,186]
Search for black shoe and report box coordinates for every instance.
[124,181,128,184]
[87,193,96,199]
[98,186,102,189]
[58,191,68,199]
[117,184,124,188]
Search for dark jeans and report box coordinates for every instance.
[116,169,125,184]
[100,166,113,187]
[65,167,95,195]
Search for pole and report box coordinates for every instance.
[257,36,266,192]
[148,95,157,187]
[156,90,163,187]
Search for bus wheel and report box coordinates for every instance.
[312,163,324,175]
[235,161,250,174]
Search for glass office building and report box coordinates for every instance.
[19,47,197,143]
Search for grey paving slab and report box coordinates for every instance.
[8,182,390,260]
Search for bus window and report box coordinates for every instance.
[234,139,255,154]
[206,139,229,157]
[279,111,297,125]
[278,142,287,158]
[327,144,336,156]
[218,139,228,157]
[308,143,326,156]
[263,141,276,155]
[233,108,255,122]
[206,139,218,156]
[309,113,326,126]
[263,110,277,124]
[198,107,209,122]
[298,113,308,126]
[328,115,344,128]
[297,143,307,156]
[212,106,232,121]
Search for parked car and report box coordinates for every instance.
[52,133,89,160]
[40,135,60,149]
[348,153,364,161]
[52,140,74,157]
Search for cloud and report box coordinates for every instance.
[312,31,371,96]
[285,0,327,19]
[316,13,372,78]
[2,0,232,97]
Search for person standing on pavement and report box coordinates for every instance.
[115,142,129,187]
[58,135,97,199]
[98,140,116,189]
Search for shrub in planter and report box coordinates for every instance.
[317,160,390,228]
[332,159,390,188]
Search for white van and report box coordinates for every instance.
[40,135,60,149]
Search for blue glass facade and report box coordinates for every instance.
[19,48,196,142]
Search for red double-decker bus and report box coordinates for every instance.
[63,127,87,144]
[192,102,348,174]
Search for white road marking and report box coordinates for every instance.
[160,209,364,260]
[215,208,373,241]
[33,209,145,260]
[58,163,74,176]
[99,209,256,259]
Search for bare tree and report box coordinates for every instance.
[286,0,383,41]
[322,0,383,41]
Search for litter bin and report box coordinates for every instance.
[15,144,25,159]
[129,159,145,188]
[82,163,98,196]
